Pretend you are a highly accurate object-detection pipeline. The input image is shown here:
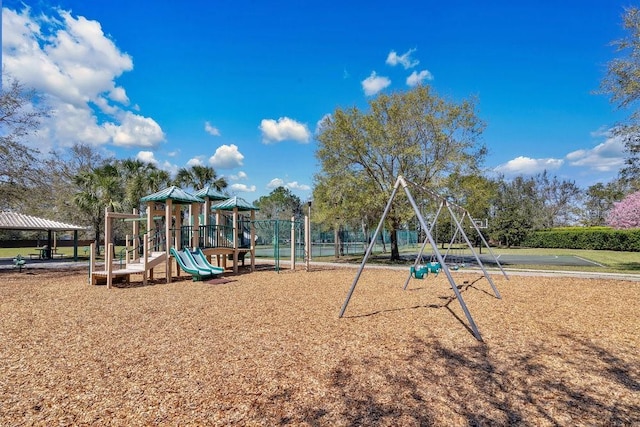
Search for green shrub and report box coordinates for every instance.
[521,227,640,251]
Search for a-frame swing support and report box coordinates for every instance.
[339,176,500,341]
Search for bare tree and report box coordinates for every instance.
[0,74,48,208]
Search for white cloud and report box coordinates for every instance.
[204,121,221,136]
[406,70,434,86]
[267,178,285,189]
[259,117,311,143]
[267,178,311,191]
[230,183,256,193]
[285,181,311,191]
[566,132,626,172]
[494,156,564,176]
[208,144,244,169]
[386,48,419,69]
[106,111,165,148]
[1,6,165,150]
[186,157,204,167]
[362,71,391,96]
[136,151,158,166]
[228,171,248,181]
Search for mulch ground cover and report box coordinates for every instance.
[0,265,638,426]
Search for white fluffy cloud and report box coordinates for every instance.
[386,49,419,69]
[2,6,165,149]
[566,133,626,172]
[106,111,164,148]
[204,121,221,136]
[267,178,311,191]
[259,117,311,143]
[228,171,248,181]
[406,70,434,86]
[494,156,564,175]
[136,151,158,166]
[230,183,256,193]
[186,157,204,167]
[362,71,391,96]
[208,144,244,169]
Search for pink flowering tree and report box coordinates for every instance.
[607,190,640,229]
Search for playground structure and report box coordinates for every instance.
[339,176,508,341]
[89,186,266,287]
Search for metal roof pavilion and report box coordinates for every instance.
[0,211,89,231]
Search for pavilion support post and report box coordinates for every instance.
[73,230,78,261]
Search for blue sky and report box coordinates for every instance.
[1,0,633,202]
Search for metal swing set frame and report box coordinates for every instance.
[339,175,509,341]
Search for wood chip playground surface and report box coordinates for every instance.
[0,265,638,426]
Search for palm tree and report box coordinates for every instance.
[118,159,166,212]
[73,164,122,255]
[174,165,227,191]
[147,169,171,193]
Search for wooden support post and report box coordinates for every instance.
[106,242,114,289]
[191,202,200,249]
[165,199,173,283]
[133,208,139,262]
[232,207,239,274]
[143,233,148,286]
[104,207,111,260]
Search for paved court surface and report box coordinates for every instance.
[471,253,603,267]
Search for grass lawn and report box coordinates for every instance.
[0,246,126,261]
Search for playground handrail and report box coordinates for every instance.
[197,224,234,249]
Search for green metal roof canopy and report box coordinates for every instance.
[211,196,259,212]
[194,185,228,201]
[140,186,204,205]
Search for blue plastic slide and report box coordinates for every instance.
[188,248,225,275]
[170,248,220,281]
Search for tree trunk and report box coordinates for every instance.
[390,228,400,261]
[94,222,101,256]
[334,226,340,258]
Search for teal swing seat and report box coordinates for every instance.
[411,262,441,279]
